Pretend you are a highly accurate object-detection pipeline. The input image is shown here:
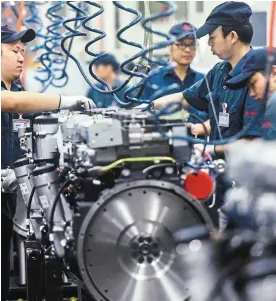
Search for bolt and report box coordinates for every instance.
[131,242,139,249]
[138,257,144,264]
[146,237,152,243]
[147,256,153,264]
[138,236,144,243]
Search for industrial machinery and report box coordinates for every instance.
[7,108,219,301]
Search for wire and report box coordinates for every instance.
[26,186,36,220]
[99,157,175,173]
[48,179,70,234]
[189,113,209,156]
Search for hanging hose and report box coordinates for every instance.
[122,1,178,106]
[61,1,131,107]
[36,1,69,92]
[23,2,47,53]
[85,1,145,100]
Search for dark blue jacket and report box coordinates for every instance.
[183,49,264,140]
[1,81,31,219]
[141,66,208,124]
[87,79,130,108]
[1,81,27,169]
[262,92,276,140]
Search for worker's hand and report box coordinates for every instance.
[187,123,206,137]
[1,169,18,193]
[194,144,215,155]
[59,95,97,111]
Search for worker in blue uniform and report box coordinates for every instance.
[1,25,95,301]
[86,53,130,108]
[154,2,264,154]
[226,47,276,140]
[152,2,265,226]
[141,22,208,124]
[219,47,276,230]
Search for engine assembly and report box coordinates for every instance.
[11,108,220,301]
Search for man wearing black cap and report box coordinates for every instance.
[141,22,208,125]
[154,2,264,153]
[226,47,276,140]
[152,2,265,226]
[86,53,130,108]
[1,25,95,300]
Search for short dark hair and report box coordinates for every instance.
[94,53,120,72]
[221,22,253,44]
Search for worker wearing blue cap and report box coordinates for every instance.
[141,22,208,125]
[1,25,96,300]
[86,53,130,108]
[152,2,265,225]
[154,2,264,153]
[226,47,276,140]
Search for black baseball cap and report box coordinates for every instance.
[1,25,36,43]
[169,22,197,40]
[194,1,252,39]
[226,48,276,89]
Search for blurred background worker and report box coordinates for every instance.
[226,47,276,141]
[86,53,130,108]
[141,22,208,125]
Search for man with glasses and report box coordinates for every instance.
[151,2,265,226]
[141,22,208,125]
[153,2,264,154]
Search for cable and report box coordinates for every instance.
[189,113,209,156]
[26,186,36,220]
[26,186,36,237]
[99,157,175,173]
[48,179,70,234]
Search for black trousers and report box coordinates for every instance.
[1,214,13,301]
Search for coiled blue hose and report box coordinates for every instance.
[36,1,69,92]
[61,1,131,107]
[122,1,179,106]
[23,2,47,53]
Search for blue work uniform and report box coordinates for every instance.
[1,81,28,169]
[183,49,264,140]
[141,66,208,124]
[87,79,130,108]
[262,92,276,140]
[1,81,32,217]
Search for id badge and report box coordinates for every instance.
[219,112,229,127]
[12,118,30,132]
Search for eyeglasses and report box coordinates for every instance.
[175,42,197,50]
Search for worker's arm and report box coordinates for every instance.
[1,91,96,113]
[153,92,189,110]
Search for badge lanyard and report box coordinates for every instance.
[218,103,230,128]
[12,113,31,132]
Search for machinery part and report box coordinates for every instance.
[32,113,60,163]
[18,237,27,286]
[32,164,72,228]
[44,256,63,301]
[77,180,213,301]
[13,158,41,238]
[25,239,43,301]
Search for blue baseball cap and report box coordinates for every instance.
[226,48,276,89]
[94,53,120,72]
[1,25,35,43]
[169,22,197,40]
[194,1,252,39]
